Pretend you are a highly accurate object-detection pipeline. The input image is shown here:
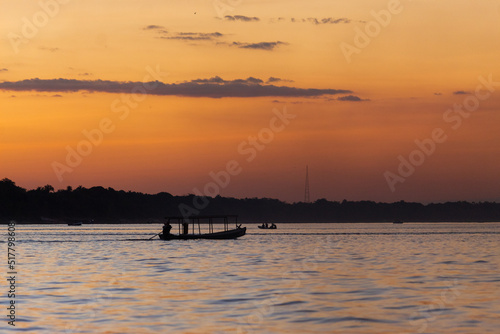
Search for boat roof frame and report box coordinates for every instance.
[165,215,238,220]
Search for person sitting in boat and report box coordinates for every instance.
[162,223,172,236]
[270,223,276,229]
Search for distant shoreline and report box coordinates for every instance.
[2,221,500,225]
[3,178,500,223]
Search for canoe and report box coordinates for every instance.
[159,227,246,240]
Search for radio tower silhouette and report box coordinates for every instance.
[304,165,310,203]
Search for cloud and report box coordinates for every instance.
[266,77,294,84]
[271,99,309,104]
[301,17,351,25]
[453,90,470,95]
[337,95,369,102]
[161,32,224,41]
[0,68,8,72]
[144,27,286,51]
[52,94,63,98]
[143,25,165,30]
[272,17,352,24]
[232,41,287,51]
[434,92,442,96]
[224,15,260,22]
[0,77,352,98]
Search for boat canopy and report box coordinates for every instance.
[165,215,238,234]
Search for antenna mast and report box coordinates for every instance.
[304,165,310,203]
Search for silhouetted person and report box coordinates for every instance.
[182,222,189,235]
[163,223,172,235]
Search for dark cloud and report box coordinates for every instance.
[434,92,442,96]
[0,77,352,98]
[232,41,287,51]
[52,94,63,98]
[337,95,369,102]
[79,73,92,76]
[158,31,223,41]
[0,68,8,72]
[224,15,260,22]
[453,90,470,95]
[143,25,165,30]
[266,77,294,84]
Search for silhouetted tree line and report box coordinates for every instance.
[2,178,500,223]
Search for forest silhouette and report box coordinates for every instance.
[1,178,500,223]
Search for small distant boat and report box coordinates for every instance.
[158,215,246,240]
[67,222,82,226]
[258,223,277,229]
[393,221,404,224]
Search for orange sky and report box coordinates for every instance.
[1,0,500,203]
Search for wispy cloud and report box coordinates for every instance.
[0,77,352,98]
[0,68,8,72]
[266,77,294,84]
[144,26,223,42]
[144,26,287,51]
[143,25,165,30]
[224,15,260,22]
[270,17,353,24]
[453,90,470,95]
[232,41,287,51]
[39,46,60,52]
[161,32,224,41]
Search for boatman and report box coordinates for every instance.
[162,223,172,235]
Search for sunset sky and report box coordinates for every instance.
[1,0,500,203]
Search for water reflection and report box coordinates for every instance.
[3,223,500,333]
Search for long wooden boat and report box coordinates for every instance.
[160,227,246,240]
[159,215,246,240]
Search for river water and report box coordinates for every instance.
[3,222,500,333]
